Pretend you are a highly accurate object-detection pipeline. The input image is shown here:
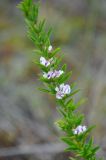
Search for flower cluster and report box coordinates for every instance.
[55,83,71,99]
[40,56,53,67]
[73,125,87,135]
[43,70,64,79]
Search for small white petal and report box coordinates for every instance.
[75,130,78,134]
[48,71,54,79]
[55,87,59,92]
[73,125,87,135]
[56,94,62,99]
[57,70,64,77]
[83,126,87,132]
[48,45,53,52]
[62,84,71,94]
[40,57,50,67]
[60,83,64,89]
[43,72,47,78]
[59,70,64,75]
[56,92,64,99]
[55,83,71,100]
[40,57,46,64]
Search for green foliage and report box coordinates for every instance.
[18,0,39,23]
[18,0,102,159]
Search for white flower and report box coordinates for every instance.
[43,70,64,79]
[55,83,71,99]
[73,125,87,135]
[40,57,50,67]
[43,71,53,79]
[51,70,64,78]
[40,57,54,67]
[55,90,65,99]
[61,84,71,94]
[48,45,53,52]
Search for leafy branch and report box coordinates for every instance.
[18,0,102,159]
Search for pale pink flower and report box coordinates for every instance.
[73,125,87,135]
[40,57,50,67]
[43,70,64,79]
[40,56,54,67]
[55,83,71,99]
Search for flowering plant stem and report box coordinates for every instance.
[18,0,102,159]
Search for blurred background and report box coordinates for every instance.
[0,0,106,159]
